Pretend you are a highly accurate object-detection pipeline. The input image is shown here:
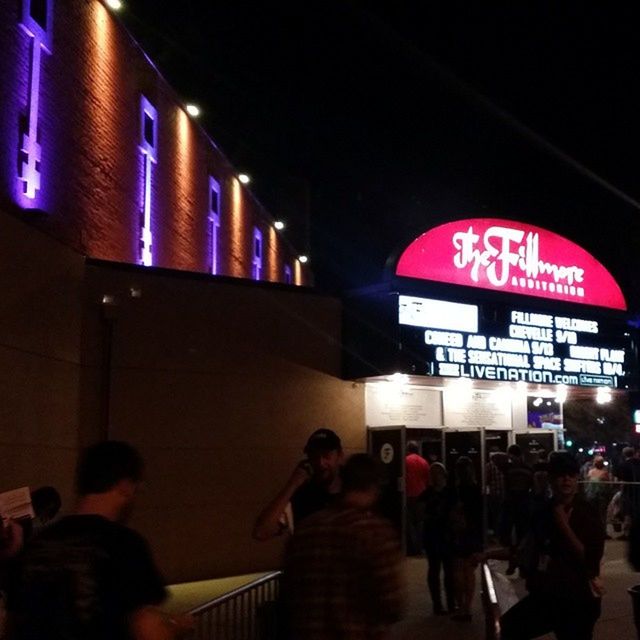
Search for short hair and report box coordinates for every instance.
[624,447,635,459]
[407,441,419,454]
[508,444,522,458]
[30,486,61,520]
[76,441,144,496]
[341,454,382,493]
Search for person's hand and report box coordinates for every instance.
[288,460,313,489]
[0,518,24,560]
[167,612,195,637]
[553,503,573,526]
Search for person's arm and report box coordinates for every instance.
[130,607,193,640]
[553,504,585,558]
[252,462,311,541]
[0,518,24,561]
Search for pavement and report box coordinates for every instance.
[391,538,639,639]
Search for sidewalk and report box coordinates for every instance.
[391,539,638,639]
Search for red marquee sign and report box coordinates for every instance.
[396,218,626,310]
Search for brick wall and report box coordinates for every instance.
[0,0,310,285]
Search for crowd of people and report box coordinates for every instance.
[252,431,616,639]
[2,432,639,640]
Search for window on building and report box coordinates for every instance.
[29,0,48,30]
[252,228,263,280]
[139,96,157,266]
[209,177,221,274]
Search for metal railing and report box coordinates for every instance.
[481,562,502,640]
[187,571,283,640]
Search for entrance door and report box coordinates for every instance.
[368,426,406,544]
[515,431,556,467]
[485,430,510,460]
[444,430,483,484]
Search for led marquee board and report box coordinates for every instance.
[399,295,635,389]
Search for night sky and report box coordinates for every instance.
[121,2,640,308]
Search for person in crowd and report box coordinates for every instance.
[30,486,61,528]
[586,456,612,536]
[501,444,533,575]
[500,450,605,640]
[449,456,483,622]
[253,428,343,540]
[422,461,455,615]
[405,440,430,555]
[9,440,192,640]
[283,453,405,640]
[617,446,640,540]
[486,448,508,539]
[18,485,63,542]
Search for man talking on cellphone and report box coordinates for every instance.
[253,429,343,540]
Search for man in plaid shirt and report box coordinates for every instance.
[283,454,405,640]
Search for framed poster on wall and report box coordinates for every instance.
[443,388,512,430]
[365,383,442,427]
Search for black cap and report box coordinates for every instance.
[303,428,342,455]
[548,450,580,478]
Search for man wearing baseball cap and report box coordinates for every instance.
[253,429,343,541]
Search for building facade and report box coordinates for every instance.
[0,0,363,582]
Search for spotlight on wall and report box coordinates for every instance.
[298,255,308,264]
[274,220,285,231]
[105,0,123,10]
[185,104,201,117]
[238,173,251,185]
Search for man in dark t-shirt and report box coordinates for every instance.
[253,428,343,540]
[10,441,190,640]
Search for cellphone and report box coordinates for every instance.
[299,460,313,477]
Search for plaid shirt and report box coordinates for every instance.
[283,506,405,640]
[487,460,506,498]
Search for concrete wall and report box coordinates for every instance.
[83,262,365,582]
[1,199,363,583]
[0,207,84,508]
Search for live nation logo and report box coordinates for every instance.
[452,225,585,298]
[395,218,626,310]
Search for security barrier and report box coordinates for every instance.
[188,571,283,640]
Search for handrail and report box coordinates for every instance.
[187,570,283,640]
[188,571,283,615]
[481,562,502,640]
